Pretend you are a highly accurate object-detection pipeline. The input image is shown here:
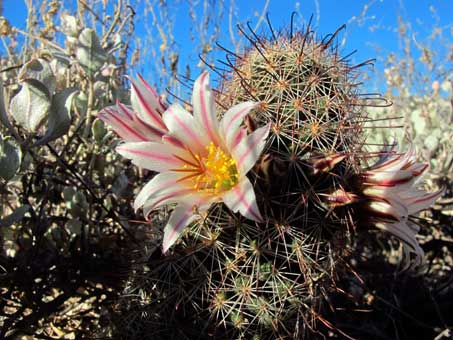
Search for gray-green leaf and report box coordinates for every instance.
[410,109,425,135]
[0,205,30,228]
[76,28,107,77]
[9,82,52,132]
[61,13,79,37]
[66,218,82,237]
[0,135,22,181]
[36,87,78,145]
[92,118,107,143]
[18,58,56,96]
[0,81,19,139]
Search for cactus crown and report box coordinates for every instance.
[218,21,369,157]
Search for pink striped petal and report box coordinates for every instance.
[142,187,196,217]
[162,135,185,149]
[137,74,167,111]
[116,142,187,172]
[162,204,199,253]
[99,108,147,142]
[134,172,181,211]
[139,179,215,217]
[230,127,247,150]
[232,124,270,175]
[129,75,167,131]
[362,186,410,201]
[99,104,164,142]
[117,102,165,140]
[371,144,415,172]
[362,169,414,187]
[220,101,258,149]
[369,151,404,171]
[162,198,213,253]
[402,188,444,215]
[371,151,399,170]
[192,71,221,146]
[162,103,209,154]
[367,200,408,221]
[222,177,263,222]
[407,162,428,178]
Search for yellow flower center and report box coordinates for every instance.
[176,142,239,194]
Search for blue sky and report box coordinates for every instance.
[2,0,453,92]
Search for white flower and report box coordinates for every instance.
[100,72,270,253]
[361,144,443,268]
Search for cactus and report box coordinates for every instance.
[111,21,394,340]
[217,25,368,158]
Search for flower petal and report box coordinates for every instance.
[370,144,415,172]
[375,221,424,271]
[370,141,398,168]
[129,74,167,131]
[374,221,423,265]
[117,102,165,140]
[116,142,186,172]
[401,188,444,215]
[162,203,200,254]
[222,177,263,222]
[192,71,221,146]
[142,186,196,217]
[134,172,181,211]
[367,199,408,221]
[140,180,215,218]
[162,103,209,153]
[362,169,414,188]
[230,127,247,150]
[99,107,144,142]
[162,198,214,253]
[220,101,258,149]
[99,99,166,142]
[232,123,270,175]
[407,162,429,178]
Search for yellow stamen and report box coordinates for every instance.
[177,142,239,194]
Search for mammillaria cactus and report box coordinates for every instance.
[103,22,443,339]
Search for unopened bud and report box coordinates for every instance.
[311,153,346,174]
[321,188,358,208]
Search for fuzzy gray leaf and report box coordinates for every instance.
[36,88,78,145]
[76,28,107,77]
[18,58,56,96]
[0,136,21,181]
[0,81,15,135]
[9,81,51,132]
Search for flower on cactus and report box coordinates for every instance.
[359,144,443,267]
[323,144,443,268]
[100,71,270,253]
